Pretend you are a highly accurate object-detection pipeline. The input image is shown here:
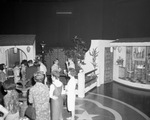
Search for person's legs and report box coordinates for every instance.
[59,97,63,120]
[71,110,75,120]
[66,111,71,120]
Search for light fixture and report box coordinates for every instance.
[14,46,17,54]
[41,41,46,49]
[110,46,117,53]
[118,47,122,53]
[56,11,72,14]
[40,41,46,53]
[26,46,31,53]
[138,47,141,53]
[110,47,113,53]
[40,41,46,63]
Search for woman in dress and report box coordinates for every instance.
[0,64,7,83]
[65,58,75,72]
[28,71,50,120]
[51,59,61,73]
[65,68,77,120]
[3,80,20,120]
[49,71,63,120]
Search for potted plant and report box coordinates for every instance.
[89,47,99,70]
[16,75,31,97]
[116,56,124,66]
[64,36,87,73]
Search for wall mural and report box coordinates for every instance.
[133,47,146,61]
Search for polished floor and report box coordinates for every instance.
[63,81,150,120]
[1,81,150,120]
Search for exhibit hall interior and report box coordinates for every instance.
[0,0,150,120]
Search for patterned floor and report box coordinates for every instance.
[63,82,150,120]
[1,82,150,120]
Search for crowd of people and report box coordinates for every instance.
[0,57,77,120]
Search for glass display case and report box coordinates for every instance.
[126,46,150,84]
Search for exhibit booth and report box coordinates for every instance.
[0,35,36,68]
[77,39,114,98]
[110,38,150,90]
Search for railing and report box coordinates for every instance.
[85,69,97,76]
[77,69,98,98]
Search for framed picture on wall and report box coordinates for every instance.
[133,47,146,61]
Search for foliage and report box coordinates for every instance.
[116,56,124,66]
[64,36,87,72]
[89,47,99,69]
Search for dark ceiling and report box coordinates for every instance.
[0,0,150,54]
[1,0,81,2]
[1,0,132,3]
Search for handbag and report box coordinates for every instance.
[25,105,36,120]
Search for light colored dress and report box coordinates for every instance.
[0,71,7,83]
[66,59,75,71]
[39,62,47,75]
[39,62,47,85]
[3,90,20,120]
[66,77,77,111]
[13,66,20,83]
[5,111,19,120]
[29,82,50,120]
[51,64,61,73]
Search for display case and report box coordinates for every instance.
[110,38,150,90]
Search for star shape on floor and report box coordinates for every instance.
[75,111,99,120]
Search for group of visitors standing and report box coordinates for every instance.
[50,58,77,120]
[0,57,77,120]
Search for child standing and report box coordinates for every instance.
[65,68,77,120]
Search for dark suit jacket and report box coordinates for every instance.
[26,66,38,80]
[26,66,38,86]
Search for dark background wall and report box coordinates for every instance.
[102,0,150,39]
[0,0,150,54]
